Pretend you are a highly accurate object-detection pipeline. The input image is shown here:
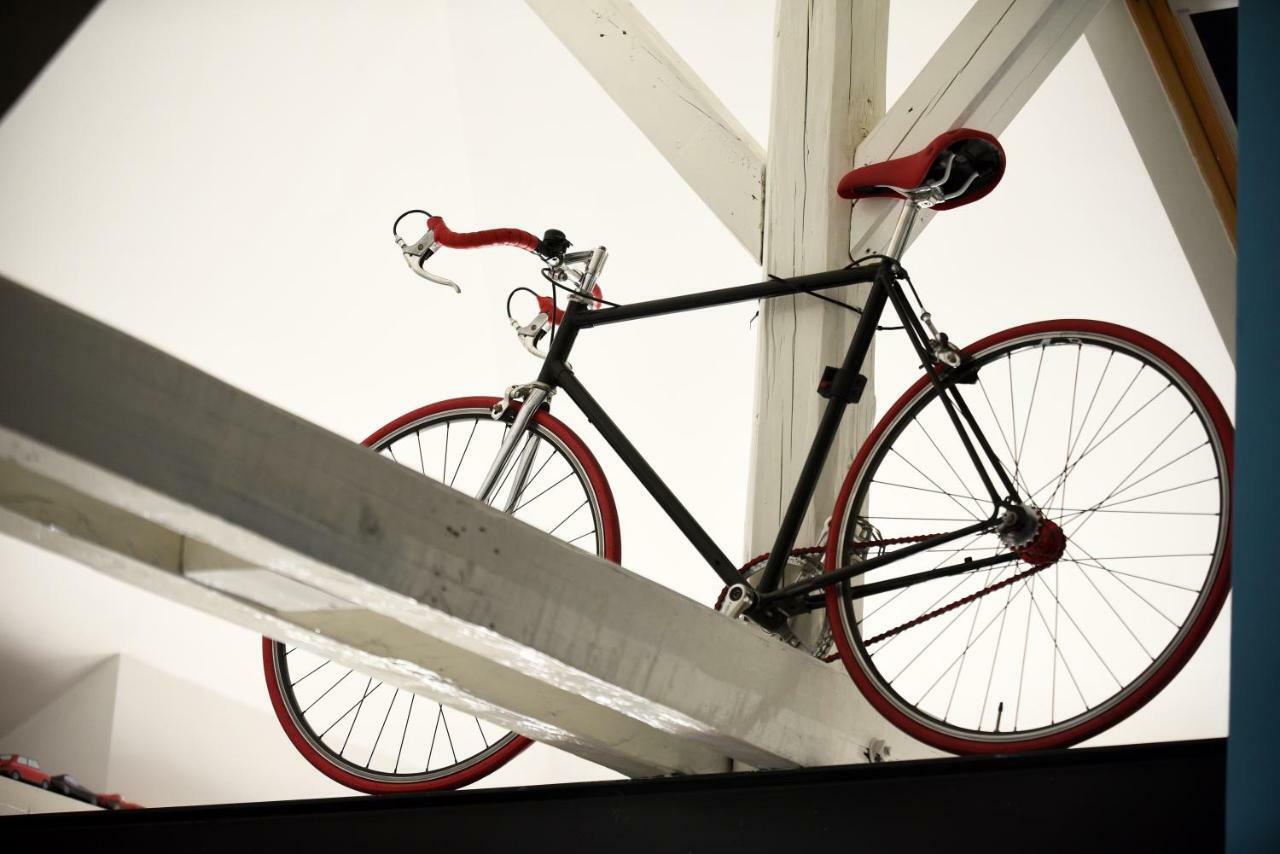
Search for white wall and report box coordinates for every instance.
[0,655,118,792]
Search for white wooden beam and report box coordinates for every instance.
[848,0,1108,259]
[524,0,765,260]
[746,0,887,563]
[1085,0,1236,359]
[0,276,925,779]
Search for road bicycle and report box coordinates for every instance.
[262,128,1233,792]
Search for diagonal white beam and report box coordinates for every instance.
[0,276,924,779]
[848,0,1108,259]
[525,0,765,260]
[1085,0,1235,360]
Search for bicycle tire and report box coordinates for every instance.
[263,396,620,791]
[825,320,1232,753]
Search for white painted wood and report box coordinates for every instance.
[847,0,1109,259]
[0,277,929,780]
[525,0,765,260]
[745,0,887,561]
[1085,0,1236,359]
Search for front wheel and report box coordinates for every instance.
[826,320,1232,753]
[263,397,620,792]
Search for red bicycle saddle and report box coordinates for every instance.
[837,128,1004,211]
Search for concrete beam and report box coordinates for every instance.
[0,276,915,779]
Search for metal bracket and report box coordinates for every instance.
[718,583,757,620]
[491,382,555,420]
[864,738,892,763]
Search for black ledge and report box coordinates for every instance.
[6,737,1224,853]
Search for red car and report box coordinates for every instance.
[96,793,143,810]
[0,754,51,789]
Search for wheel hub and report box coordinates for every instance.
[1015,515,1066,567]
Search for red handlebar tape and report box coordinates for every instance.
[427,216,540,253]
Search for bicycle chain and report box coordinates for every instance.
[726,530,1046,659]
[860,563,1047,646]
[719,532,942,615]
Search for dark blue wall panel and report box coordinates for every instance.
[1227,3,1280,851]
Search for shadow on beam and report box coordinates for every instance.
[9,739,1224,852]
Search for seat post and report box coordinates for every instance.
[885,198,921,260]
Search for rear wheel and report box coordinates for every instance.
[264,397,620,791]
[826,321,1232,753]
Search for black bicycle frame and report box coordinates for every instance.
[528,260,1021,622]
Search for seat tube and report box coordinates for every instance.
[755,199,919,599]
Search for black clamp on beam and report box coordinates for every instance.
[817,366,867,404]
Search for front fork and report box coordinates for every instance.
[475,385,550,507]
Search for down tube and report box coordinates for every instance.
[553,368,743,587]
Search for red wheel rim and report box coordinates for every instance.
[824,320,1233,754]
[264,396,620,791]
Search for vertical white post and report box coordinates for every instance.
[746,1,888,561]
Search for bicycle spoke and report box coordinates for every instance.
[512,471,575,514]
[942,563,1004,720]
[1037,569,1123,689]
[1042,350,1112,511]
[1059,556,1204,592]
[1064,543,1156,659]
[913,420,990,515]
[367,688,400,766]
[1013,577,1036,730]
[1056,344,1082,525]
[1027,576,1089,715]
[1065,476,1220,542]
[394,694,415,774]
[567,529,598,546]
[548,500,589,537]
[978,575,1021,729]
[440,708,459,766]
[442,422,450,482]
[303,669,354,716]
[1014,345,1046,473]
[1068,541,1182,629]
[871,478,989,506]
[291,658,331,688]
[272,405,611,787]
[887,449,984,521]
[449,420,479,487]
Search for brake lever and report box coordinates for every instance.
[399,222,465,295]
[401,246,461,293]
[511,312,551,359]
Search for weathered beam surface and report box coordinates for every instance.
[525,0,765,260]
[1085,0,1236,360]
[0,276,909,778]
[746,0,886,581]
[848,0,1107,259]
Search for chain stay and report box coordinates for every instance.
[726,531,1044,659]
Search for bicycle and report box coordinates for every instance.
[262,128,1233,792]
